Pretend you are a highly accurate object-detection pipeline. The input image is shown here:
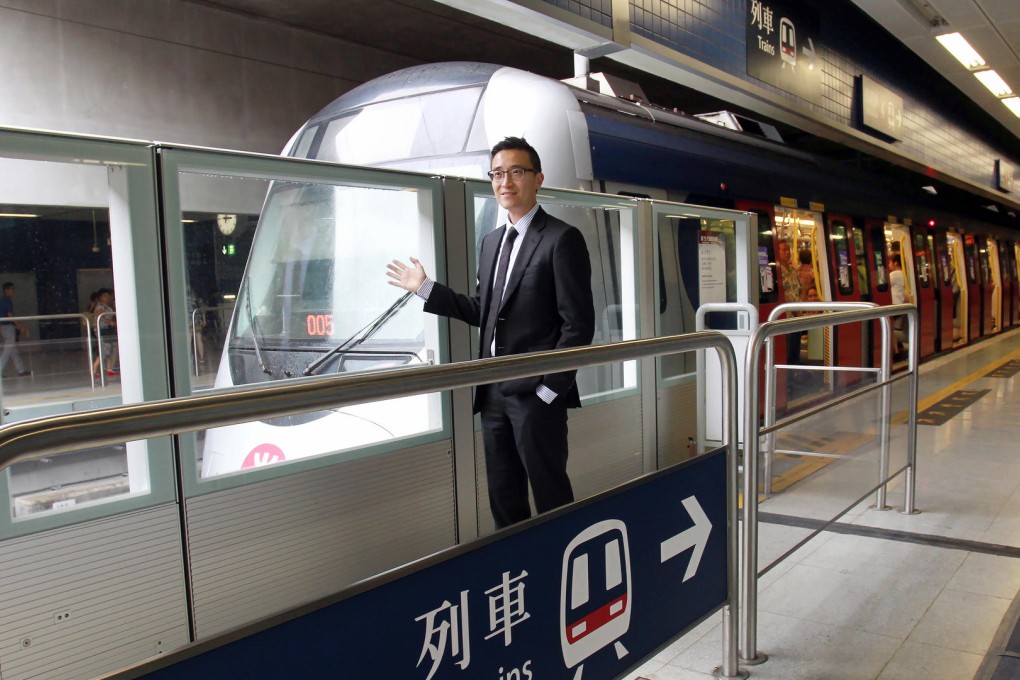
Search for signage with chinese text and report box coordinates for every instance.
[138,451,730,680]
[746,0,822,106]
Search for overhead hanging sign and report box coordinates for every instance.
[746,0,823,106]
[856,75,904,141]
[996,160,1014,193]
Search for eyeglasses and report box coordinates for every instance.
[487,167,536,182]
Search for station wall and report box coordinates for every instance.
[0,0,418,154]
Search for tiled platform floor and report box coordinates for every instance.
[627,327,1020,680]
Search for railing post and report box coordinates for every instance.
[903,308,920,515]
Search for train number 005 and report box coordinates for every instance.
[305,313,334,337]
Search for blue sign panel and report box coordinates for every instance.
[142,450,728,680]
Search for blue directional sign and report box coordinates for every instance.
[139,449,729,680]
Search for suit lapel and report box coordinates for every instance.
[501,208,545,309]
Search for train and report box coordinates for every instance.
[200,61,1020,476]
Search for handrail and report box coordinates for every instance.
[1,313,96,388]
[762,301,885,497]
[0,331,744,679]
[741,303,918,664]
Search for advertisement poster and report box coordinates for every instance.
[699,232,727,304]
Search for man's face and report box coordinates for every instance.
[777,240,792,264]
[490,149,544,219]
[4,287,14,298]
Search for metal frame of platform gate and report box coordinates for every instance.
[0,332,747,680]
[740,303,919,665]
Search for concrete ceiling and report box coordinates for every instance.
[849,0,1020,142]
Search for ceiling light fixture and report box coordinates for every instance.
[0,212,40,218]
[935,32,986,70]
[1003,97,1020,118]
[921,185,938,195]
[974,70,1014,98]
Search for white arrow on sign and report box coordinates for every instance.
[659,495,712,582]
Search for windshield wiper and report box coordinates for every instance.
[244,281,273,375]
[302,292,413,376]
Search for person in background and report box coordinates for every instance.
[92,288,118,377]
[0,282,31,377]
[889,253,912,357]
[386,136,595,529]
[777,238,804,372]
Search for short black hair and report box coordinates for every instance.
[890,253,902,267]
[2,282,13,292]
[490,136,542,172]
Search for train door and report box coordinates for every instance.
[825,214,866,385]
[963,234,982,341]
[885,224,919,357]
[772,204,831,401]
[997,240,1014,329]
[945,232,967,347]
[735,199,788,407]
[1011,241,1020,330]
[930,230,955,353]
[1013,242,1020,326]
[978,237,996,335]
[987,237,1003,334]
[864,220,891,365]
[910,228,937,357]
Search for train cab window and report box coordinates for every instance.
[830,222,854,296]
[315,87,484,166]
[852,227,870,299]
[199,178,444,479]
[913,233,932,287]
[288,124,320,159]
[927,234,943,289]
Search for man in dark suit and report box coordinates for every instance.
[387,137,595,528]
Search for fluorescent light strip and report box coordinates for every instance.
[1003,97,1020,117]
[936,32,986,70]
[0,213,40,218]
[974,69,1014,98]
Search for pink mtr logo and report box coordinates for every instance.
[241,443,286,469]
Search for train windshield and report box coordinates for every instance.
[231,181,423,351]
[305,86,489,176]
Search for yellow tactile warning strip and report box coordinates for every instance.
[742,346,1020,505]
[986,359,1020,379]
[768,431,876,493]
[916,389,991,426]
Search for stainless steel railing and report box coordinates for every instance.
[740,303,918,664]
[2,313,97,388]
[0,331,744,678]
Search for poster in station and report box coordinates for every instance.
[699,231,728,304]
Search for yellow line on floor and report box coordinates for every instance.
[894,344,1020,423]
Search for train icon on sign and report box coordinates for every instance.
[780,17,796,66]
[560,520,632,670]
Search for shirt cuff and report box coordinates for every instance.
[536,384,558,404]
[416,277,434,301]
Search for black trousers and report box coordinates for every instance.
[478,383,573,529]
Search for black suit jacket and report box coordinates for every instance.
[425,207,595,410]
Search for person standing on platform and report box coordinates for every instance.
[0,282,31,377]
[386,136,595,529]
[889,253,912,355]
